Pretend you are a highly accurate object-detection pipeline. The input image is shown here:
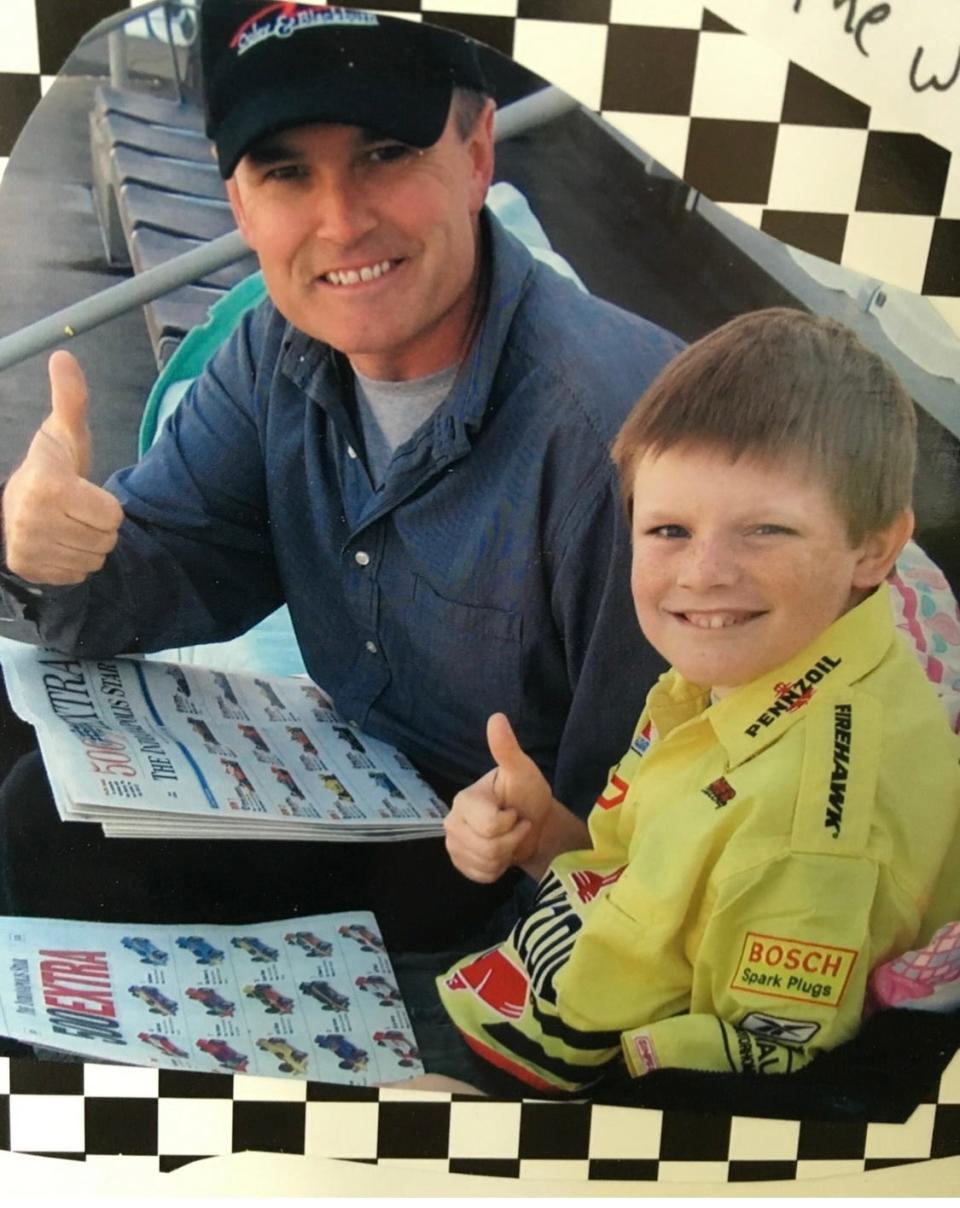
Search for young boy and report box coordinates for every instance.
[421,307,960,1095]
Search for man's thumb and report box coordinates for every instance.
[46,350,91,477]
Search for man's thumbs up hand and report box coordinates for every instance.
[46,348,94,479]
[2,351,124,585]
[444,713,555,884]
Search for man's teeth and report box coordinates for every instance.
[684,612,754,629]
[324,260,393,286]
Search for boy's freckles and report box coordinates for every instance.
[628,446,878,696]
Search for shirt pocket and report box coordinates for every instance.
[404,573,523,740]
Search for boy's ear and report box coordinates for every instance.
[853,509,915,588]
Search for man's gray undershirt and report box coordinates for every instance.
[353,363,459,489]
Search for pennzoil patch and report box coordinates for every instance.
[731,931,857,1007]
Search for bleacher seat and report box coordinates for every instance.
[89,83,252,366]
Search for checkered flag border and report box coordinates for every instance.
[0,0,957,1182]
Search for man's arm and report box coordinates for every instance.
[2,352,123,586]
[547,479,666,816]
[1,310,285,656]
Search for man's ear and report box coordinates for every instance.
[225,175,255,249]
[467,99,496,214]
[853,509,915,587]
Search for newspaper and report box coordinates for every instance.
[0,913,424,1085]
[1,647,447,840]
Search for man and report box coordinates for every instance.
[0,2,681,948]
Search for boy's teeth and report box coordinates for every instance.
[325,260,393,286]
[686,612,752,629]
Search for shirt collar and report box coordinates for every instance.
[647,585,896,768]
[278,208,535,466]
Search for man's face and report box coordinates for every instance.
[225,101,494,380]
[628,444,902,697]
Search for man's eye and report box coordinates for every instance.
[365,143,416,166]
[648,525,690,539]
[264,164,307,182]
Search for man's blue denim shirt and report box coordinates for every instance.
[0,213,682,814]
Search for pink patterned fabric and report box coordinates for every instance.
[869,921,960,1013]
[889,540,960,733]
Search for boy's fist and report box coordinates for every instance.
[443,713,555,884]
[2,351,124,585]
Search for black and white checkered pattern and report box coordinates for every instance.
[0,0,958,1181]
[1,1050,959,1177]
[0,2,955,295]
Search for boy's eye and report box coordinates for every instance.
[750,524,796,536]
[648,524,690,539]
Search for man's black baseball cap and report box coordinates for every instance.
[201,1,489,178]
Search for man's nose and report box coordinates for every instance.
[675,536,740,589]
[311,175,377,246]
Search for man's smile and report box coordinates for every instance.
[319,258,401,287]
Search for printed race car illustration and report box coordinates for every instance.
[212,671,239,705]
[197,1037,249,1073]
[256,1036,309,1074]
[138,1031,189,1059]
[121,936,169,965]
[244,983,295,1015]
[284,930,333,958]
[337,924,385,953]
[165,666,192,697]
[332,724,366,754]
[315,1034,369,1072]
[319,774,354,801]
[373,1030,420,1067]
[355,974,400,1005]
[129,985,178,1016]
[368,771,403,798]
[231,936,279,963]
[254,678,286,710]
[299,980,350,1011]
[176,935,225,965]
[185,986,236,1017]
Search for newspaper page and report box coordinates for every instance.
[0,913,424,1085]
[0,646,447,840]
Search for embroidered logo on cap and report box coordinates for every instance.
[231,4,378,57]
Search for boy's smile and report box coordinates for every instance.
[629,445,899,697]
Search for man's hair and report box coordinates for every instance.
[611,307,916,544]
[452,87,490,138]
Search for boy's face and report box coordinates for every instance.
[629,444,893,697]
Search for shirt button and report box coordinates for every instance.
[347,445,358,460]
[365,640,378,655]
[354,550,370,567]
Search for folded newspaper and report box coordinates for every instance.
[1,647,447,840]
[0,912,424,1085]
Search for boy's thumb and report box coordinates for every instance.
[487,713,538,805]
[47,350,91,476]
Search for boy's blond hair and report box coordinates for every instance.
[611,308,916,544]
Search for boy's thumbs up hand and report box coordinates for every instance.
[444,713,555,884]
[1,351,124,586]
